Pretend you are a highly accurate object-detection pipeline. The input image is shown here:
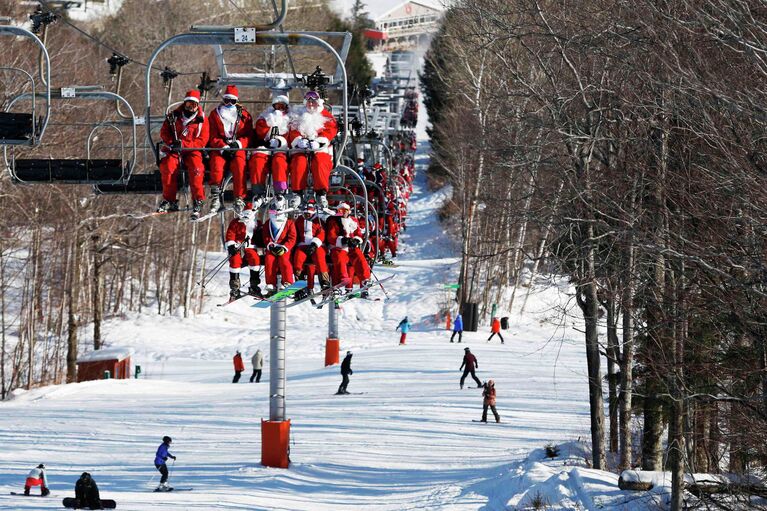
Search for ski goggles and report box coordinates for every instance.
[304,91,321,102]
[222,97,237,105]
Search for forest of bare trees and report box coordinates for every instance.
[0,0,371,398]
[422,0,767,507]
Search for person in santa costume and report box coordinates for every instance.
[158,89,209,218]
[260,196,296,295]
[208,85,253,214]
[225,204,262,299]
[287,90,338,208]
[249,93,291,204]
[292,200,331,298]
[325,202,371,292]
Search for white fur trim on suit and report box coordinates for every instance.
[226,240,237,247]
[315,136,330,147]
[311,237,322,247]
[223,93,238,100]
[290,107,327,140]
[274,136,287,148]
[259,108,289,138]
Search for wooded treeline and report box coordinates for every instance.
[422,1,767,507]
[0,0,369,399]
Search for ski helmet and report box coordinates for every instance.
[464,347,470,351]
[37,463,45,469]
[163,436,172,444]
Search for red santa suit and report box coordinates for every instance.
[159,93,209,202]
[261,210,296,287]
[326,209,371,289]
[287,104,337,193]
[225,211,260,272]
[292,212,330,290]
[208,89,253,199]
[248,102,290,195]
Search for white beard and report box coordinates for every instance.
[341,216,358,235]
[260,107,289,135]
[290,106,326,139]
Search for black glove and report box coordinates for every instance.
[305,244,317,255]
[341,236,350,247]
[349,238,361,248]
[170,140,182,150]
[227,245,238,257]
[171,455,177,460]
[270,245,287,256]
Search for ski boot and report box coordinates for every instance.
[209,186,222,213]
[190,199,204,220]
[156,482,172,492]
[263,284,276,297]
[157,200,179,213]
[293,287,311,301]
[229,272,242,300]
[286,192,302,210]
[248,270,262,298]
[317,191,329,210]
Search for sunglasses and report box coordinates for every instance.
[223,98,237,105]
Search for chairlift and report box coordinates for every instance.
[0,23,51,146]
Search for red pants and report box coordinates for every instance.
[292,245,329,276]
[264,253,295,286]
[229,248,260,271]
[25,477,43,487]
[249,151,289,193]
[159,152,205,201]
[384,237,398,257]
[209,151,247,198]
[331,247,370,288]
[289,152,332,192]
[399,332,407,345]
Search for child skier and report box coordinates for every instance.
[481,380,501,423]
[154,436,176,491]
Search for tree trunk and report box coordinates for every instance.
[92,236,103,351]
[619,243,636,470]
[579,278,607,470]
[66,233,81,383]
[605,295,620,453]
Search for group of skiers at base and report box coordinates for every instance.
[157,87,339,220]
[21,464,103,509]
[232,349,264,383]
[224,196,375,300]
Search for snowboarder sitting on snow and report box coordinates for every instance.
[481,379,500,423]
[396,317,410,345]
[233,351,245,383]
[24,463,49,496]
[460,347,483,389]
[154,436,177,491]
[74,472,101,509]
[450,313,464,343]
[337,351,353,394]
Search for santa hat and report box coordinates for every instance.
[222,85,239,101]
[304,200,317,213]
[272,94,289,106]
[184,90,201,103]
[336,202,351,211]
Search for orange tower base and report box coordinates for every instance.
[325,338,340,366]
[261,419,291,468]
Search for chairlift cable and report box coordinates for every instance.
[270,0,299,83]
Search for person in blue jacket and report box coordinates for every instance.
[450,313,463,343]
[396,317,411,344]
[154,436,176,491]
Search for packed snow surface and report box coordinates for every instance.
[0,94,667,511]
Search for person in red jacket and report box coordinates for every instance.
[225,205,262,299]
[287,90,338,208]
[157,90,209,218]
[460,347,483,389]
[249,94,290,202]
[487,317,504,344]
[325,202,370,292]
[261,196,296,295]
[292,200,331,296]
[481,379,500,423]
[207,85,253,214]
[233,351,245,383]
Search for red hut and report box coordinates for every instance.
[76,347,134,382]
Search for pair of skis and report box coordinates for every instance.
[313,275,395,309]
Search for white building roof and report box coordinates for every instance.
[331,0,445,23]
[77,346,134,363]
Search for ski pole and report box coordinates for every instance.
[371,270,391,300]
[168,458,176,484]
[197,253,231,288]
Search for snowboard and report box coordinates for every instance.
[153,487,193,492]
[472,420,501,423]
[286,282,346,308]
[335,392,365,395]
[127,207,191,220]
[62,497,117,509]
[251,281,308,308]
[10,492,49,497]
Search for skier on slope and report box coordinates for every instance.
[337,351,353,394]
[154,436,176,492]
[287,90,338,208]
[249,93,291,202]
[450,313,464,343]
[460,347,483,389]
[74,472,102,509]
[481,379,501,423]
[396,317,410,345]
[250,348,264,383]
[487,317,504,344]
[225,204,262,299]
[157,90,209,219]
[23,463,49,496]
[207,85,253,214]
[233,351,245,383]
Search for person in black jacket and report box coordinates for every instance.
[74,472,102,509]
[337,351,353,394]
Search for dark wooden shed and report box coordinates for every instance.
[76,347,134,382]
